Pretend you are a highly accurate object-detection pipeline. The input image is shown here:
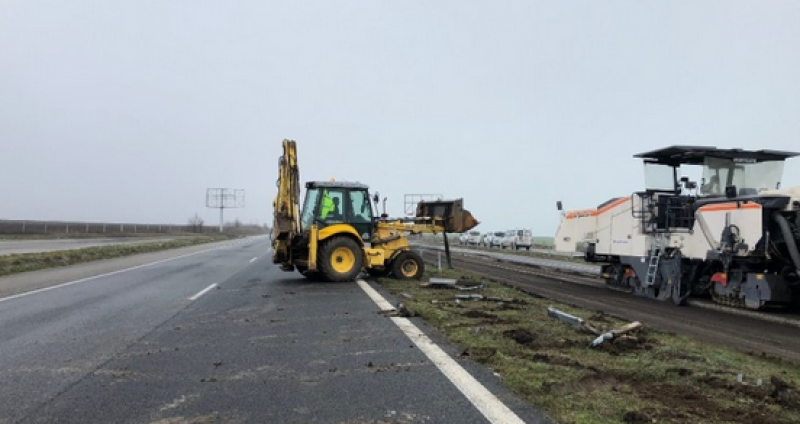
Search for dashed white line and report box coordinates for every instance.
[189,283,218,301]
[250,257,258,263]
[356,279,526,424]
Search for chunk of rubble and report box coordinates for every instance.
[546,306,644,347]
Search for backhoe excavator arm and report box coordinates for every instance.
[271,139,300,267]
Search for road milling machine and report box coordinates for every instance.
[555,146,800,310]
[271,139,479,282]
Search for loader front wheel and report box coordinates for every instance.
[319,237,363,282]
[391,251,424,281]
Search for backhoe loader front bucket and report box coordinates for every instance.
[415,198,479,233]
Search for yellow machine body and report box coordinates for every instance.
[271,139,479,281]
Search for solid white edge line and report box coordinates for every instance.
[0,242,238,304]
[356,279,525,424]
[189,283,218,301]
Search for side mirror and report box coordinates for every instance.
[556,201,563,211]
[373,192,380,204]
[725,185,737,199]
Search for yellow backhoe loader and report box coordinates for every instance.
[271,139,479,282]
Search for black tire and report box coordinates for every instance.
[318,237,364,282]
[302,270,328,281]
[391,251,425,281]
[295,264,328,281]
[367,267,391,278]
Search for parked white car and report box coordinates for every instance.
[458,233,469,245]
[466,230,483,246]
[499,230,517,249]
[482,231,494,247]
[489,231,506,248]
[508,228,534,250]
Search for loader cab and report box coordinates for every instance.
[300,181,375,240]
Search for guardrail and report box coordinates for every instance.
[0,219,265,235]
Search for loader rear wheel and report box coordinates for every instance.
[391,251,424,280]
[319,237,363,282]
[295,264,328,282]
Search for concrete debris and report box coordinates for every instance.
[455,294,485,301]
[456,284,484,291]
[546,307,584,329]
[589,322,643,347]
[421,278,458,288]
[736,373,764,386]
[378,303,415,318]
[455,294,518,303]
[421,278,485,292]
[547,307,643,347]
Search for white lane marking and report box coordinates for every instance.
[0,243,240,304]
[356,279,525,424]
[189,283,218,301]
[250,257,258,263]
[357,280,396,311]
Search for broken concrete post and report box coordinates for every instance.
[590,321,642,347]
[546,307,584,329]
[455,294,484,301]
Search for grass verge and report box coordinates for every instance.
[376,268,800,424]
[0,235,237,277]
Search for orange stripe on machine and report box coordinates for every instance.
[697,203,761,213]
[565,197,630,219]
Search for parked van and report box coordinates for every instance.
[489,231,506,248]
[466,230,483,246]
[500,230,517,249]
[509,228,533,250]
[482,231,495,247]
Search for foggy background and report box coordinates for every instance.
[1,1,799,235]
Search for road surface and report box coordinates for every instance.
[0,236,547,424]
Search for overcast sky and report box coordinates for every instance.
[2,1,799,235]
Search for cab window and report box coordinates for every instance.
[348,190,373,223]
[318,188,346,223]
[300,188,321,231]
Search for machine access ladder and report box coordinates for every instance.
[645,233,669,286]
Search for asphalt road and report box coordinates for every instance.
[0,236,548,424]
[0,237,182,256]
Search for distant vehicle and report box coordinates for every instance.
[482,231,494,247]
[458,233,469,245]
[500,230,517,249]
[466,230,483,246]
[508,228,533,250]
[489,231,506,248]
